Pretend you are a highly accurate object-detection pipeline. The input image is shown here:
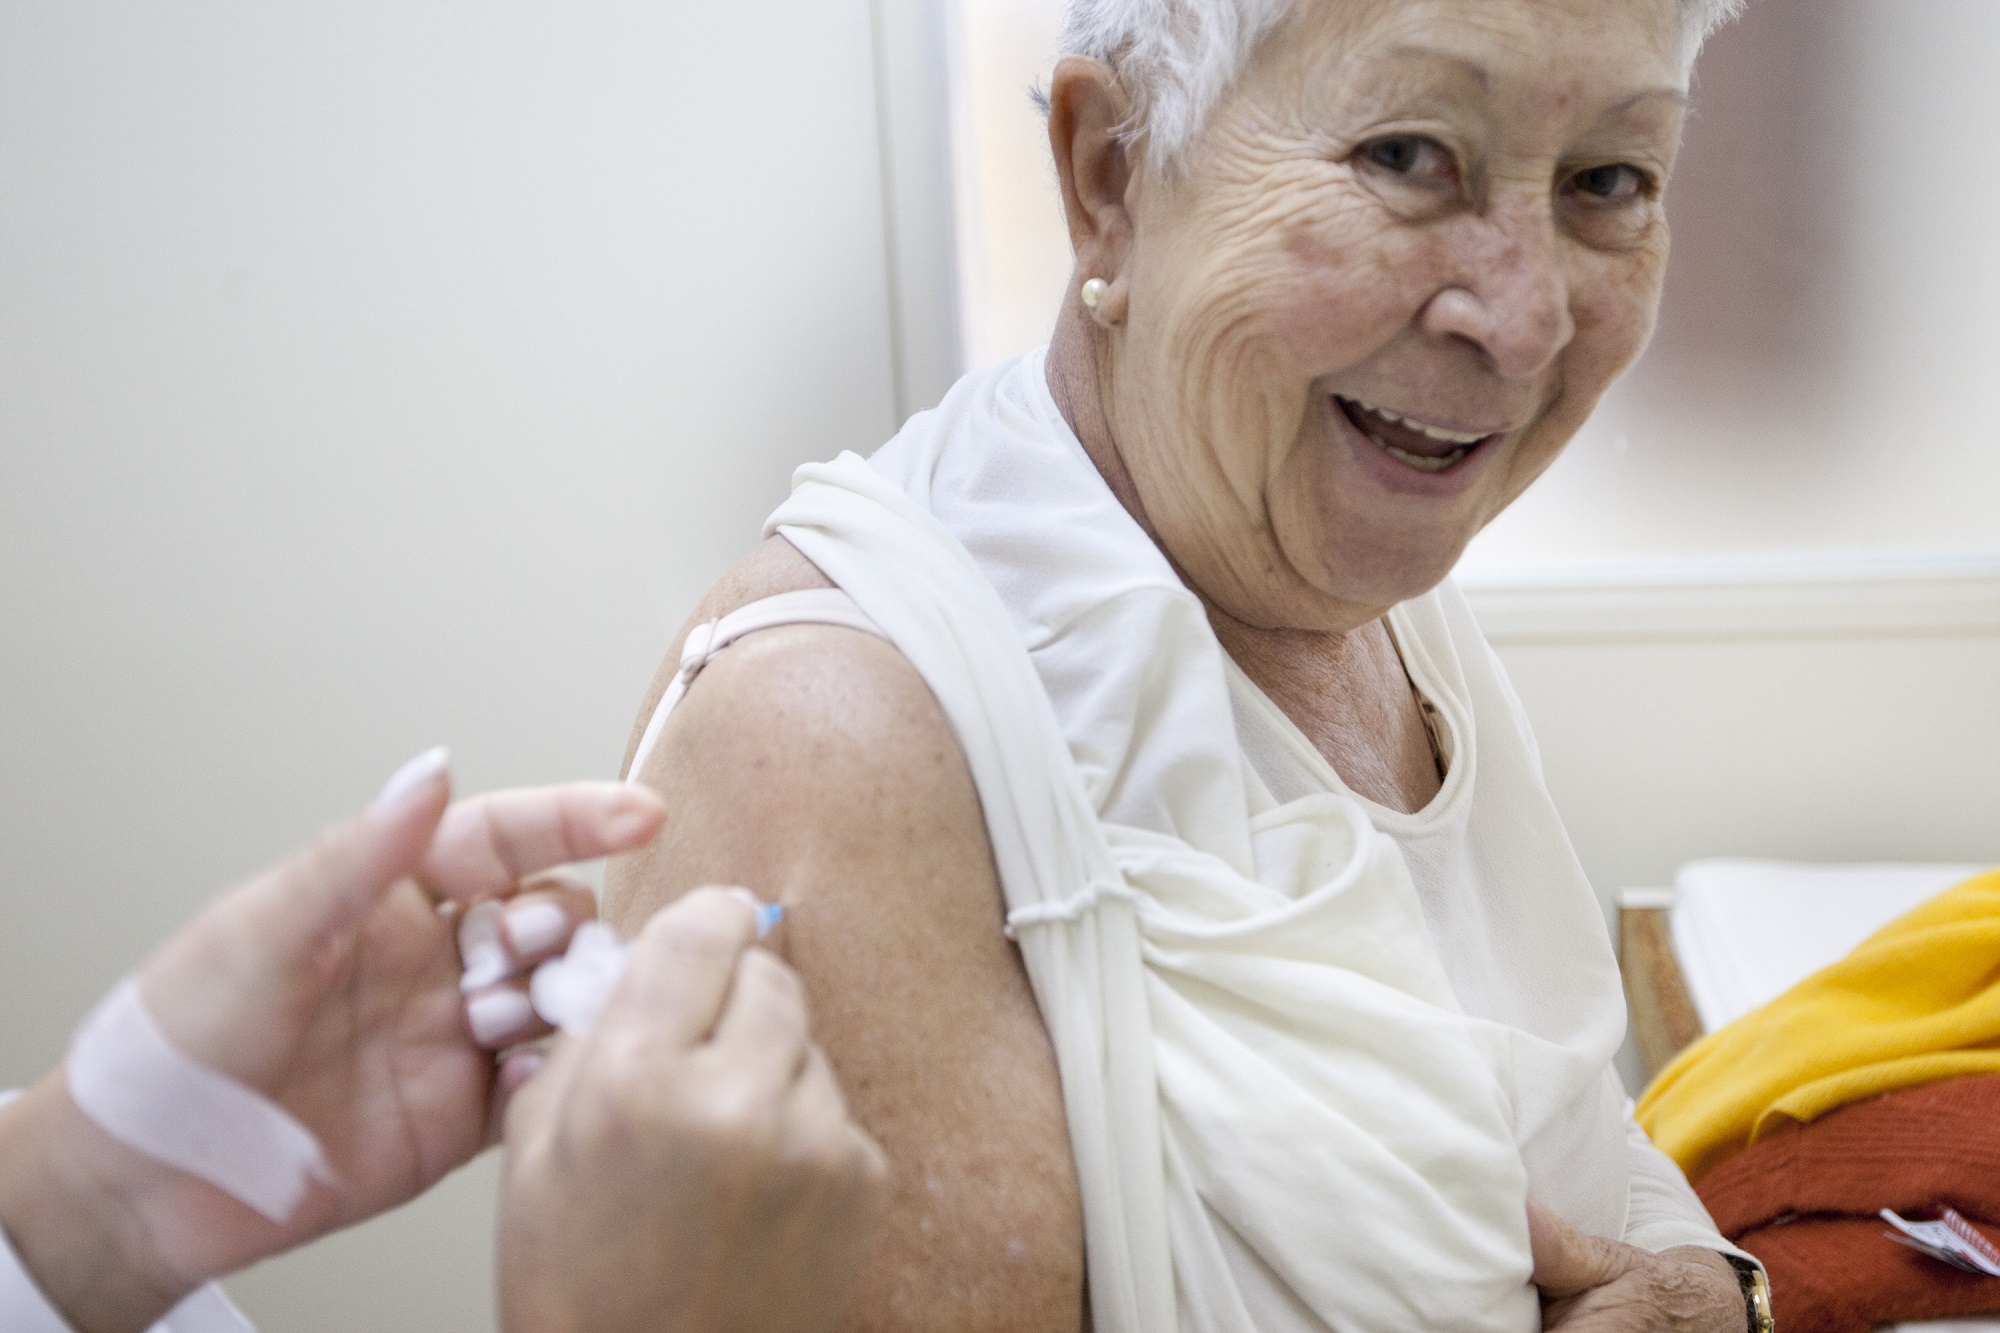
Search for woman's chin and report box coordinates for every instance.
[1322,536,1469,612]
[1273,412,1496,610]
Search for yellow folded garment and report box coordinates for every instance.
[1637,869,2000,1184]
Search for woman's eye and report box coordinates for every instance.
[1569,163,1649,202]
[1358,135,1455,184]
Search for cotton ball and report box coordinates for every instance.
[529,922,632,1035]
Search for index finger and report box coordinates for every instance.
[593,888,760,1052]
[416,783,665,904]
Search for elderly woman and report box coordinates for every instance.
[608,0,1766,1329]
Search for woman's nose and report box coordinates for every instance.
[1417,213,1576,381]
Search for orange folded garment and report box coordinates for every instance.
[1638,868,2000,1183]
[1696,1074,2000,1333]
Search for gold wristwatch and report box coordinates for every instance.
[1725,1255,1775,1333]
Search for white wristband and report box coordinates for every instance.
[66,980,333,1224]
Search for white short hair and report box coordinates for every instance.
[1057,0,1745,173]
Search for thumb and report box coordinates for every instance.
[1528,1196,1634,1299]
[241,747,454,959]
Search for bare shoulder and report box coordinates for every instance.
[610,535,975,919]
[604,534,1085,1333]
[614,534,834,778]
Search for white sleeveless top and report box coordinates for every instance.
[636,349,1724,1332]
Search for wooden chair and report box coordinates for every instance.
[1618,892,1705,1082]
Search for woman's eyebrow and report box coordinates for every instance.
[1607,87,1690,116]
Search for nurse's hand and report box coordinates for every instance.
[497,888,889,1333]
[0,753,665,1333]
[1528,1196,1746,1331]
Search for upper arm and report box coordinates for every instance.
[603,547,1085,1332]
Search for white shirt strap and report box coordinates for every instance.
[624,588,888,783]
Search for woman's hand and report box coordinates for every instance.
[1528,1196,1746,1331]
[0,753,665,1333]
[497,887,889,1333]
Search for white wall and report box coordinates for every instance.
[1463,557,2000,1090]
[0,2,935,1327]
[1465,561,2000,910]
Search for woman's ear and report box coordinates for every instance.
[1047,56,1135,323]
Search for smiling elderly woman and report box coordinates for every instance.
[607,1,1763,1330]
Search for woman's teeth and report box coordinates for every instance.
[1338,396,1488,473]
[1352,400,1487,446]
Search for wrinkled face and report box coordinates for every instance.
[1102,0,1687,627]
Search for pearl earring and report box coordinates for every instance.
[1080,278,1107,310]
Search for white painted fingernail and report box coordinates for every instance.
[459,899,502,957]
[461,945,508,993]
[466,989,535,1046]
[505,901,569,957]
[375,746,449,812]
[458,900,509,992]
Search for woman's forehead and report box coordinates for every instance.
[1257,0,1688,117]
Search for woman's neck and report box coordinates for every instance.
[1207,600,1445,816]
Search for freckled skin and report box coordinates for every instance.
[609,2,1739,1330]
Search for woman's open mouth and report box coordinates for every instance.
[1333,395,1496,474]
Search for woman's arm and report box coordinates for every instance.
[604,538,1086,1333]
